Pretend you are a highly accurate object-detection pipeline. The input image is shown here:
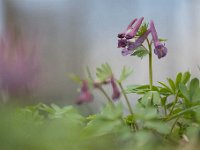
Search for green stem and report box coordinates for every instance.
[118,82,138,131]
[118,82,134,115]
[169,93,179,116]
[98,86,114,106]
[86,67,114,106]
[169,117,179,135]
[146,38,153,90]
[165,105,200,121]
[164,103,167,117]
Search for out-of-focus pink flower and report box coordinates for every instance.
[0,33,39,95]
[76,80,93,105]
[110,76,120,100]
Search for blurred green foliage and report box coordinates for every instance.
[1,71,200,150]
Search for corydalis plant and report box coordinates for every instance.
[0,32,39,96]
[72,64,135,118]
[118,17,168,90]
[74,64,122,105]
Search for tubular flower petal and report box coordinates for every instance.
[121,29,151,56]
[76,80,93,104]
[121,48,131,56]
[110,76,120,100]
[154,44,167,59]
[125,17,144,39]
[118,39,127,48]
[117,17,149,56]
[150,20,167,59]
[118,18,138,38]
[127,18,138,30]
[128,29,151,51]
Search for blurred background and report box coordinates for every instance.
[0,0,200,113]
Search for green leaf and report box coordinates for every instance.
[51,104,60,111]
[124,115,135,126]
[100,103,123,120]
[141,91,161,106]
[68,73,82,84]
[181,72,191,84]
[189,78,199,98]
[144,121,170,134]
[86,115,96,121]
[189,78,200,102]
[179,78,200,103]
[158,38,167,42]
[96,63,112,82]
[119,66,133,82]
[179,83,190,101]
[137,22,148,36]
[167,78,176,93]
[152,91,161,105]
[161,96,167,106]
[158,81,173,94]
[83,104,126,137]
[159,87,172,95]
[141,91,153,106]
[125,84,159,94]
[134,106,158,120]
[166,105,200,121]
[131,46,149,58]
[175,72,182,88]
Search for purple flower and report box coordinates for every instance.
[121,29,151,56]
[76,80,93,104]
[118,38,127,48]
[125,17,144,39]
[128,29,151,50]
[121,48,131,56]
[110,76,120,100]
[118,18,138,38]
[150,20,167,59]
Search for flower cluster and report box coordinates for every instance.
[76,75,120,105]
[117,17,167,59]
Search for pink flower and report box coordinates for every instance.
[150,20,167,59]
[110,76,120,100]
[76,80,93,104]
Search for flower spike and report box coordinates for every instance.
[121,29,151,56]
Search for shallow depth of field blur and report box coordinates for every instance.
[0,0,200,113]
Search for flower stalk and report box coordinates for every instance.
[147,38,153,90]
[98,85,114,106]
[118,82,133,115]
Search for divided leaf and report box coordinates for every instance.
[96,63,112,82]
[181,72,191,84]
[167,78,176,93]
[179,78,200,104]
[175,72,182,88]
[131,46,149,59]
[119,66,133,82]
[141,91,161,106]
[137,23,148,36]
[126,84,159,94]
